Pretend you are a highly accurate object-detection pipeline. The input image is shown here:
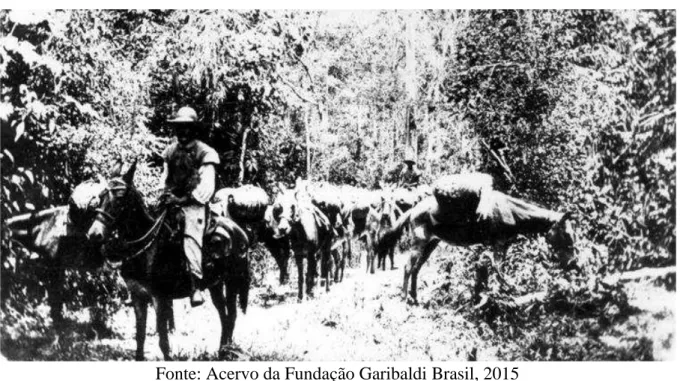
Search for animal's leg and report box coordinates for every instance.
[357,235,367,271]
[209,284,229,349]
[381,249,387,271]
[403,251,416,301]
[225,282,238,345]
[306,250,316,298]
[346,237,353,265]
[275,246,290,285]
[168,307,175,333]
[408,239,440,304]
[280,247,290,285]
[133,298,148,361]
[326,241,334,290]
[332,246,341,283]
[365,234,376,274]
[45,265,64,328]
[339,241,347,282]
[264,237,289,285]
[473,254,491,305]
[389,247,396,270]
[402,224,436,304]
[153,296,172,361]
[320,248,329,291]
[295,253,304,301]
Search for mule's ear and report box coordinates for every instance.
[110,160,123,178]
[123,159,137,185]
[274,182,284,195]
[559,211,573,224]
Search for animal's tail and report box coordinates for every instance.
[376,208,413,257]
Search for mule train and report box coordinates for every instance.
[5,163,575,360]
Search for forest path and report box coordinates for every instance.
[2,245,673,361]
[104,247,482,361]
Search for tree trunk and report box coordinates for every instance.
[305,106,311,179]
[238,126,250,186]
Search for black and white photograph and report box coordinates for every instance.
[0,9,675,363]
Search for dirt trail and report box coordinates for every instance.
[13,246,672,361]
[103,248,483,361]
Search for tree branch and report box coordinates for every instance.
[480,139,516,184]
[276,74,318,105]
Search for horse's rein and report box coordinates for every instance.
[93,179,169,262]
[119,209,168,261]
[93,181,128,228]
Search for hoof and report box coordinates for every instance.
[405,295,419,306]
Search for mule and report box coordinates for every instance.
[338,187,385,274]
[265,186,333,300]
[213,185,291,285]
[85,162,249,360]
[370,196,400,272]
[376,174,576,305]
[4,181,109,329]
[299,181,347,283]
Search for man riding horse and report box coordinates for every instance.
[398,153,422,189]
[159,106,220,307]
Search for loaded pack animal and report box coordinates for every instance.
[370,194,401,272]
[361,184,430,272]
[264,185,334,300]
[212,185,292,285]
[85,162,249,360]
[4,180,109,329]
[376,173,576,305]
[390,184,432,214]
[339,187,386,274]
[298,180,347,283]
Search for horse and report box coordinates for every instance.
[85,161,249,360]
[264,186,333,301]
[376,173,576,305]
[212,185,291,285]
[3,180,109,329]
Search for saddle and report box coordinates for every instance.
[166,205,238,258]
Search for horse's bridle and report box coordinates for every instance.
[91,178,169,261]
[93,179,129,229]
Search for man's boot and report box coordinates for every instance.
[190,275,204,307]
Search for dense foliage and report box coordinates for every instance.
[1,10,675,346]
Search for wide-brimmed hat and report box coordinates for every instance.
[168,106,199,126]
[404,152,416,165]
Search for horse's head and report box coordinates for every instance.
[86,161,143,243]
[545,212,577,263]
[265,189,299,239]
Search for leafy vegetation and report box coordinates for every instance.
[0,10,674,360]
